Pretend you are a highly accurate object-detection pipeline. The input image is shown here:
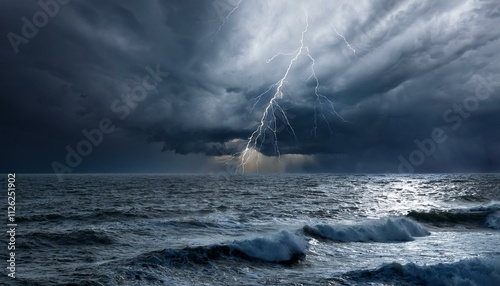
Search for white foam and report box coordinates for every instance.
[469,202,500,212]
[467,202,500,230]
[305,217,430,242]
[486,212,500,230]
[231,230,307,262]
[402,257,500,286]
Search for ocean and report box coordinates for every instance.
[2,173,500,285]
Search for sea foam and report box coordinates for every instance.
[341,257,500,286]
[231,230,307,263]
[303,217,430,242]
[486,213,500,230]
[131,230,307,267]
[408,202,500,230]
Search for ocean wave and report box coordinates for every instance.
[152,218,243,230]
[231,230,307,263]
[22,229,116,246]
[469,202,500,212]
[18,209,152,223]
[130,230,306,267]
[338,257,500,286]
[17,213,66,222]
[486,214,500,230]
[407,203,500,229]
[303,217,430,242]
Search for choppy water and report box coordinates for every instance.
[2,174,500,285]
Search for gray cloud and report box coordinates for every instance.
[1,0,500,173]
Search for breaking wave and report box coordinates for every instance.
[130,230,307,267]
[407,203,500,229]
[338,256,500,286]
[303,217,430,242]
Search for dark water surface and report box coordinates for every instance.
[2,174,500,285]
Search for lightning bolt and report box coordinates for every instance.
[332,25,357,56]
[236,12,311,172]
[319,0,357,58]
[234,11,348,172]
[307,46,349,140]
[213,0,242,40]
[249,82,279,114]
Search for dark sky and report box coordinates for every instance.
[1,0,500,175]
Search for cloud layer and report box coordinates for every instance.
[1,0,500,173]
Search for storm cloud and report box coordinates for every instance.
[1,0,500,173]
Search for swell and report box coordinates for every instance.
[406,203,500,229]
[20,229,116,247]
[334,256,500,286]
[303,217,430,242]
[152,218,243,230]
[18,208,221,223]
[17,210,151,223]
[128,230,307,267]
[126,217,430,269]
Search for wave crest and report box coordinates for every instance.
[303,217,430,242]
[407,203,500,229]
[232,230,307,263]
[131,230,307,267]
[338,257,500,286]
